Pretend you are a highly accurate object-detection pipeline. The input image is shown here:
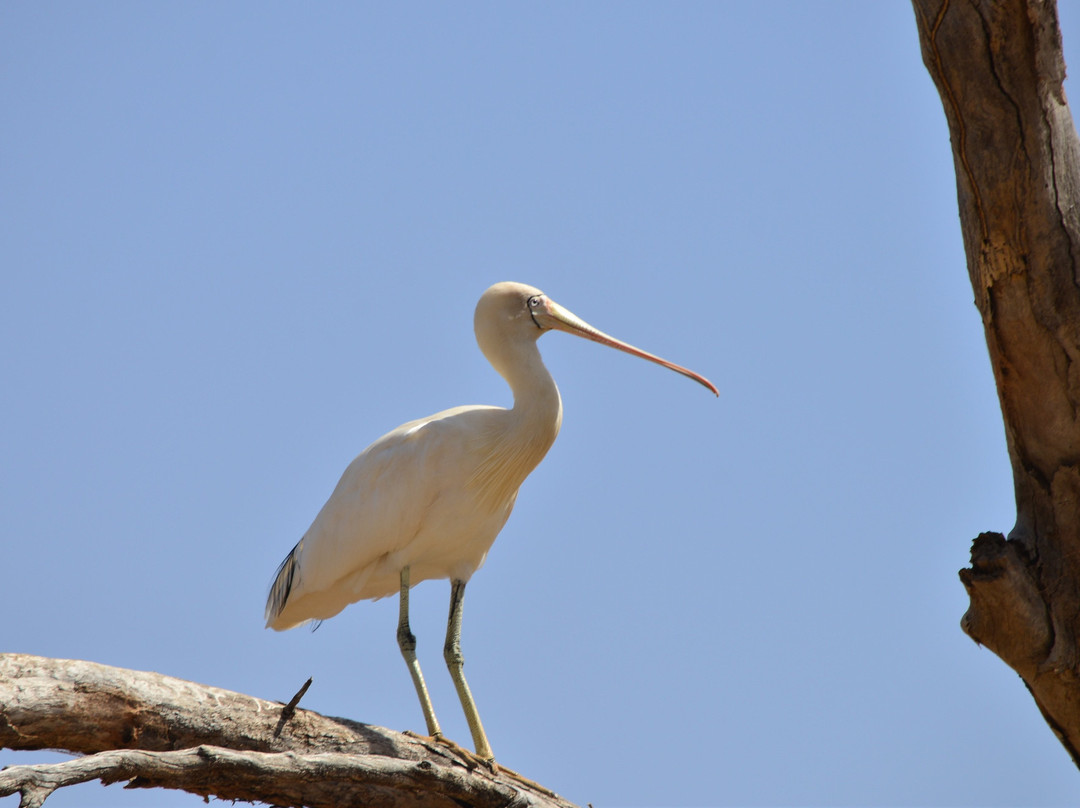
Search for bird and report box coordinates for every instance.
[265,281,717,763]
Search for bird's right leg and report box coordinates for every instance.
[396,566,442,738]
[444,578,495,762]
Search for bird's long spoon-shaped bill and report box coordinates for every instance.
[534,297,719,396]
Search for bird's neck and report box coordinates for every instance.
[466,344,563,513]
[504,341,563,447]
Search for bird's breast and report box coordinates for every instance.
[463,411,559,515]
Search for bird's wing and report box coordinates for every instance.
[266,405,499,626]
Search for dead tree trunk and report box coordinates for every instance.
[0,654,576,808]
[912,0,1080,764]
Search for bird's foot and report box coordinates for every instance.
[492,763,561,798]
[406,730,555,796]
[418,732,498,772]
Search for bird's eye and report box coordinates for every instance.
[527,296,541,308]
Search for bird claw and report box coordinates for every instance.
[415,732,497,772]
[422,735,557,798]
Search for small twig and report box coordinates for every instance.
[273,677,313,738]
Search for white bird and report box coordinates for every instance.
[265,281,717,762]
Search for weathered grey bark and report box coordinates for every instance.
[0,654,576,808]
[912,0,1080,764]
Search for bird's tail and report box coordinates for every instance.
[265,539,303,629]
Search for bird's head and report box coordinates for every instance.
[474,282,718,396]
[473,282,547,345]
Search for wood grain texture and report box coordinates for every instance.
[912,0,1080,765]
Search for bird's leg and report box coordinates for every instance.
[444,578,495,762]
[396,566,442,738]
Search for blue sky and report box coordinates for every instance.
[3,3,1079,806]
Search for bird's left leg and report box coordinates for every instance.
[396,566,442,738]
[444,578,495,762]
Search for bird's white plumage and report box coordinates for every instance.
[267,402,552,629]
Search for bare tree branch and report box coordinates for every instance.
[0,745,560,808]
[0,653,575,808]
